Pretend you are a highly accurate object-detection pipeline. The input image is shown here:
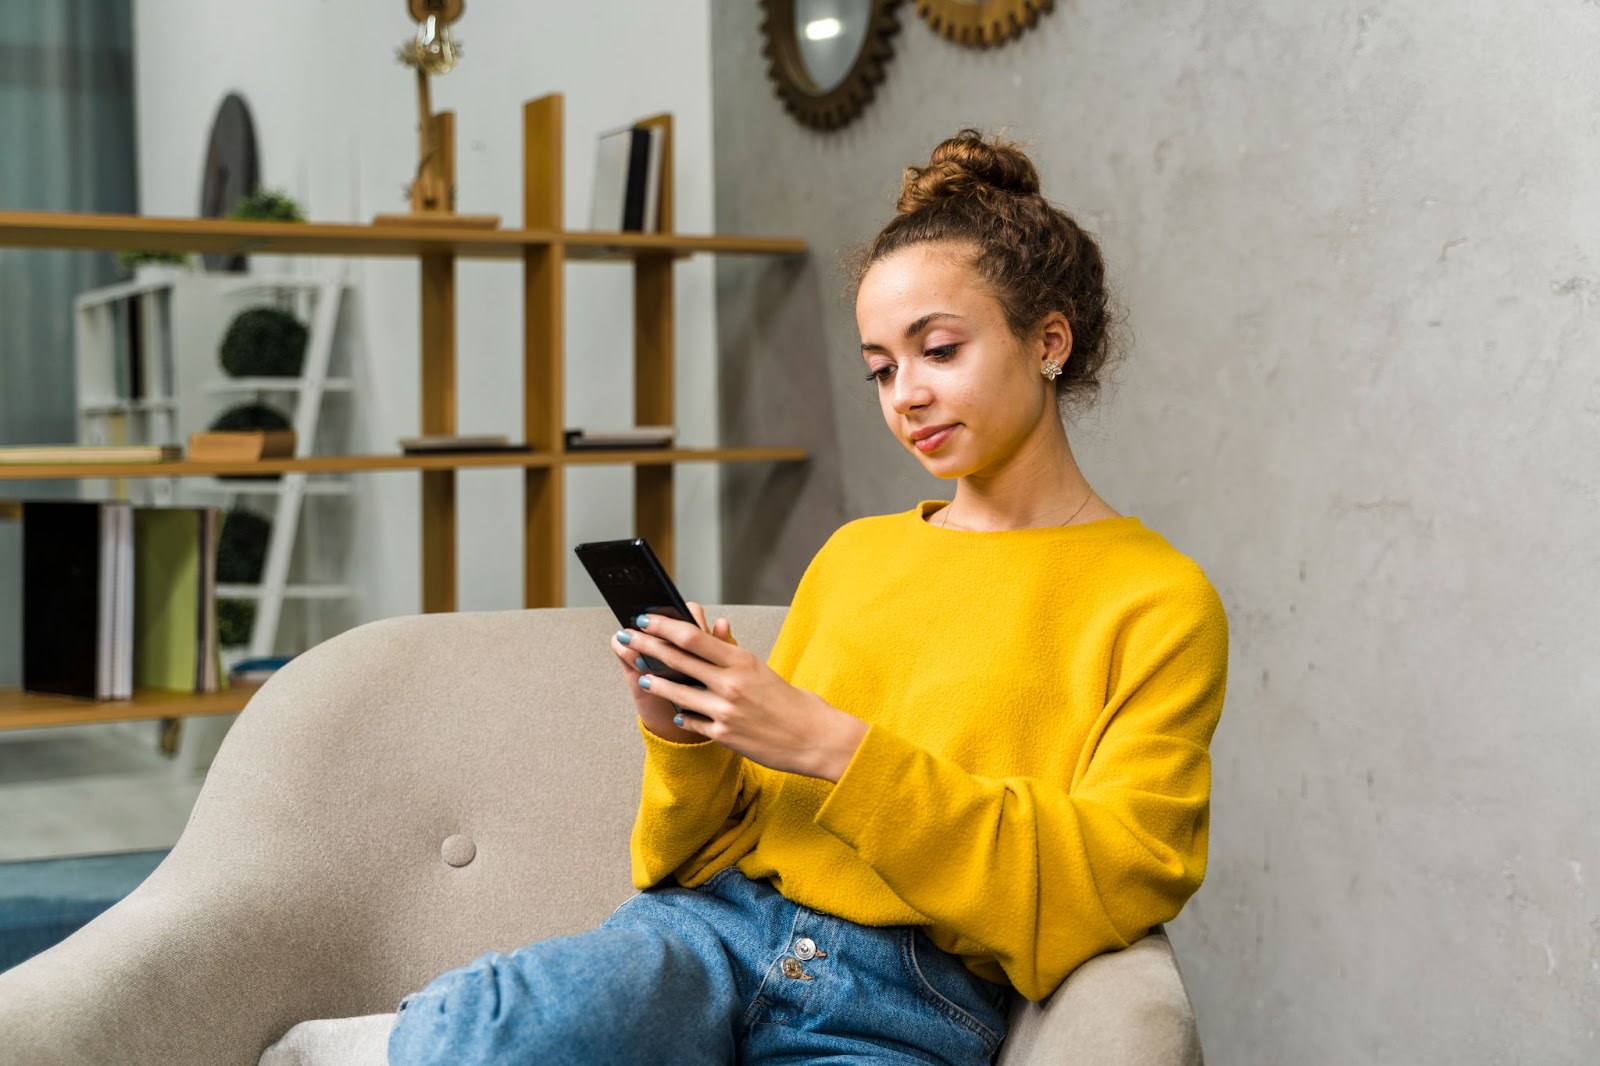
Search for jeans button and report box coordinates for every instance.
[780,956,813,980]
[794,937,818,961]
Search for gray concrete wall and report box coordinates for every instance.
[711,3,1599,1061]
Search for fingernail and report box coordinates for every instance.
[634,614,650,629]
[638,675,651,689]
[616,630,632,645]
[634,656,647,671]
[673,714,684,727]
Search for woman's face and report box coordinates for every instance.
[856,242,1064,478]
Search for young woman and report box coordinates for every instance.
[388,130,1229,1066]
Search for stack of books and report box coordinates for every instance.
[0,444,181,465]
[563,426,674,450]
[590,122,665,233]
[398,434,532,455]
[20,500,224,700]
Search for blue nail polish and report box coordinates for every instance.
[634,656,648,671]
[617,630,632,645]
[673,714,684,727]
[638,675,651,689]
[635,614,650,629]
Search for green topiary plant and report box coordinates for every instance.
[218,509,272,584]
[211,403,292,433]
[218,598,257,647]
[219,307,308,377]
[115,249,191,276]
[229,187,306,223]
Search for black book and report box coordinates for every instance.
[621,126,651,232]
[22,500,133,700]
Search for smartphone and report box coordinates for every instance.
[574,537,708,690]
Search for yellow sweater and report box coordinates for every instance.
[629,499,1230,1002]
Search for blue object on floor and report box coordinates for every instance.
[0,849,169,973]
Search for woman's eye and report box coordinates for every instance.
[865,365,892,383]
[925,344,958,360]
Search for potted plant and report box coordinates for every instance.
[229,187,306,223]
[115,249,192,282]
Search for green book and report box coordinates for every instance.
[133,509,202,692]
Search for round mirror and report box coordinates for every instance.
[760,0,902,131]
[793,0,873,93]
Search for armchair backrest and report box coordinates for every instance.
[192,604,790,1014]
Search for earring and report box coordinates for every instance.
[1041,360,1063,381]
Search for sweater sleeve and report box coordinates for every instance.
[813,574,1230,1002]
[628,530,839,889]
[629,721,761,888]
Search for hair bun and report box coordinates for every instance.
[895,128,1041,214]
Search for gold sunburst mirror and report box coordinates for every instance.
[914,0,1054,48]
[760,0,903,131]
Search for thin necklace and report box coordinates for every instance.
[938,488,1096,531]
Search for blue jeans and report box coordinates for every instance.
[387,866,1012,1064]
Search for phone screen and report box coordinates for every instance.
[574,538,708,689]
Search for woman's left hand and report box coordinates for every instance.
[621,612,868,782]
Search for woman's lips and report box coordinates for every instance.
[914,425,958,453]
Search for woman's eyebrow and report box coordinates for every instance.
[860,312,965,353]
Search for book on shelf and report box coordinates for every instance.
[133,507,222,693]
[398,434,533,455]
[23,500,133,700]
[20,500,226,701]
[187,429,297,463]
[590,122,664,234]
[563,425,675,450]
[0,444,182,465]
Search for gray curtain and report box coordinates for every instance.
[0,0,137,685]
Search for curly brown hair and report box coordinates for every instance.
[847,129,1126,417]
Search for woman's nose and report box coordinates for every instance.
[890,371,931,414]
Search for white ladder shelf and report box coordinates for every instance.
[195,276,350,661]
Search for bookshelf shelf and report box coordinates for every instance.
[0,684,263,731]
[0,210,806,262]
[0,445,807,481]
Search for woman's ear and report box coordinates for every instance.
[1039,312,1073,368]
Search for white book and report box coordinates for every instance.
[590,124,635,232]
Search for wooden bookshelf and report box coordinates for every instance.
[0,684,262,731]
[0,91,807,604]
[0,91,808,731]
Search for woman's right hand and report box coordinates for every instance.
[611,601,736,743]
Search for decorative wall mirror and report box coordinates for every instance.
[759,0,902,131]
[914,0,1054,48]
[198,93,259,272]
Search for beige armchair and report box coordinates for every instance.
[0,606,1203,1065]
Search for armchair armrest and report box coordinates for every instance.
[0,766,376,1064]
[997,928,1203,1065]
